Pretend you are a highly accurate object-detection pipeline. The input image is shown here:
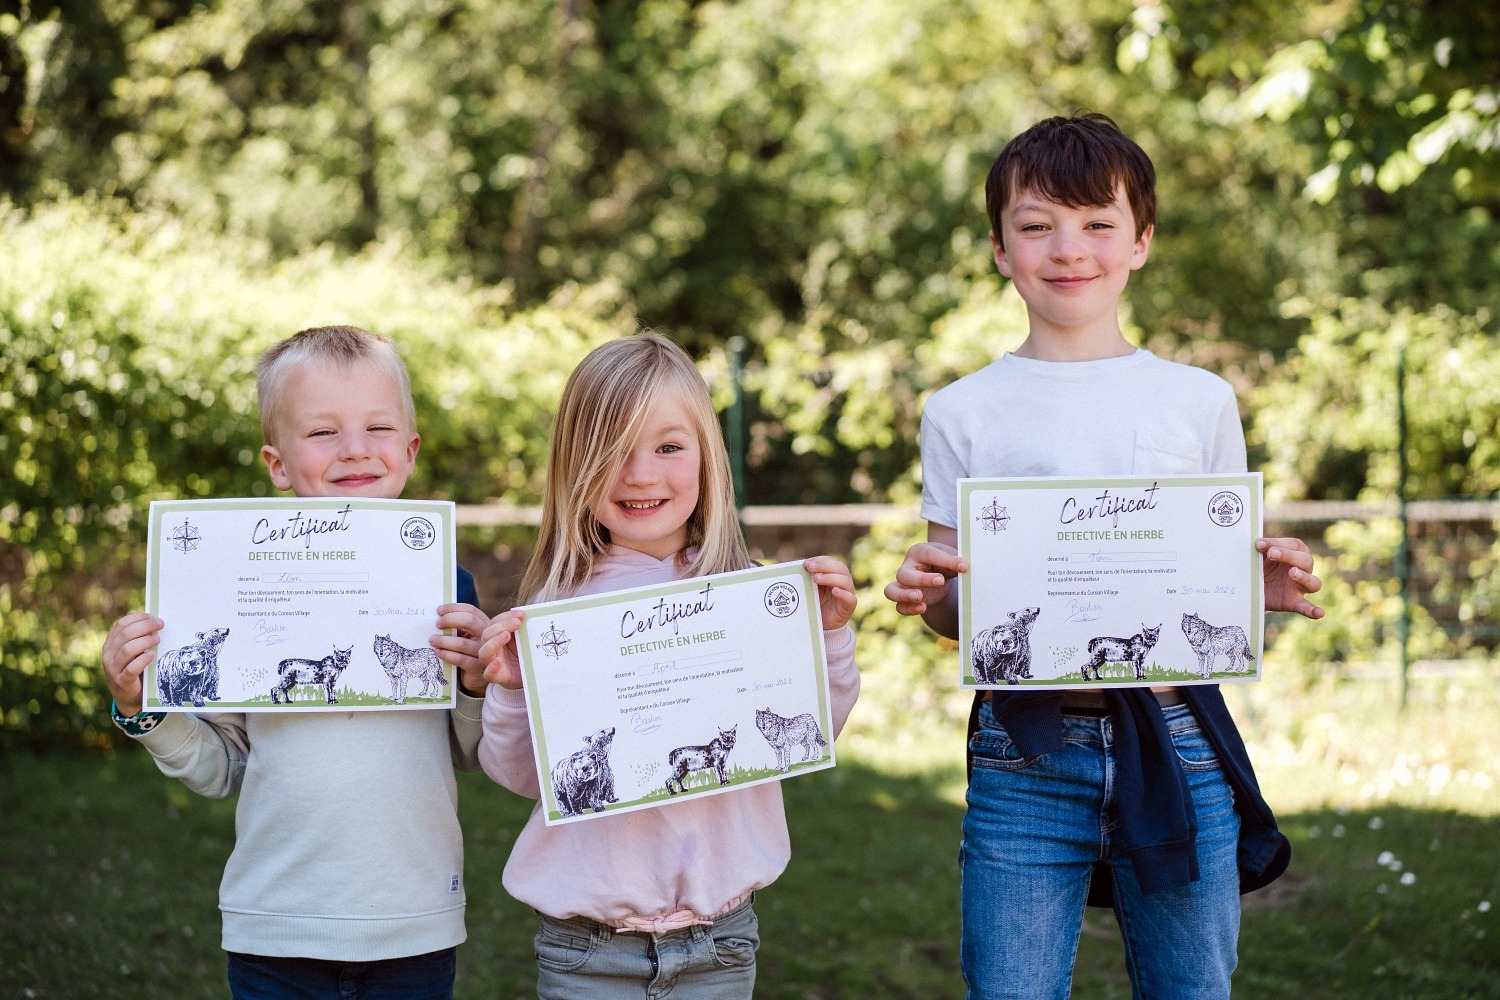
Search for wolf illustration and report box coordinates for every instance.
[665,726,737,794]
[1081,624,1161,682]
[271,645,353,705]
[1181,612,1254,678]
[971,607,1040,685]
[755,709,824,772]
[156,628,230,707]
[552,727,619,816]
[372,634,448,703]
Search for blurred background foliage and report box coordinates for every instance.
[1,0,1496,750]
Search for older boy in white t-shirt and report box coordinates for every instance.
[885,114,1325,1000]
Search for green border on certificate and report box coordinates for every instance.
[144,497,457,711]
[957,474,1263,690]
[515,562,835,826]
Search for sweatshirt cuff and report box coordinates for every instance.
[453,689,486,723]
[822,624,855,656]
[488,685,529,710]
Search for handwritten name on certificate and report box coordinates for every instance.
[516,562,836,826]
[958,474,1264,690]
[144,498,458,712]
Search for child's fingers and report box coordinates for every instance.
[881,580,928,614]
[103,614,162,664]
[429,633,481,667]
[906,543,968,576]
[482,654,523,689]
[436,603,489,638]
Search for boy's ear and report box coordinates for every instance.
[404,432,421,472]
[1130,223,1154,270]
[990,230,1013,278]
[261,443,293,491]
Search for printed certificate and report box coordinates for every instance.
[958,474,1263,689]
[515,562,836,826]
[144,498,458,712]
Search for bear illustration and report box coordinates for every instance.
[156,628,230,707]
[971,607,1040,685]
[551,727,619,817]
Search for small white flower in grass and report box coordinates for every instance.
[1332,824,1346,838]
[1480,901,1492,913]
[1368,816,1384,830]
[1377,851,1395,867]
[1400,872,1416,886]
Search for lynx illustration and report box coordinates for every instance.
[1181,612,1254,678]
[1081,624,1161,682]
[665,726,737,795]
[271,645,353,704]
[372,634,448,703]
[971,606,1040,685]
[157,627,230,707]
[756,707,826,772]
[552,727,619,816]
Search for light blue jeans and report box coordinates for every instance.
[533,897,759,999]
[960,702,1241,1000]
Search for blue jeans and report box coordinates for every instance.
[960,702,1240,1000]
[226,948,455,1000]
[533,897,759,999]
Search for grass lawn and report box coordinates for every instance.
[3,662,1497,998]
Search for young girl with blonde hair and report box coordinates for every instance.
[477,332,860,999]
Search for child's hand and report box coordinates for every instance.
[883,542,967,617]
[432,603,490,696]
[1258,537,1325,620]
[804,555,857,632]
[478,610,527,691]
[103,612,164,717]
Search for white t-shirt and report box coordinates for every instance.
[920,349,1246,528]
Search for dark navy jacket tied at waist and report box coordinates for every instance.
[970,685,1291,908]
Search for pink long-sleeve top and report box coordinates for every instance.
[479,545,860,932]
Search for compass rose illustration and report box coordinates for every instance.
[169,518,202,554]
[540,623,571,659]
[977,499,1010,534]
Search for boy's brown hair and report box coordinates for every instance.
[255,325,416,445]
[985,113,1156,248]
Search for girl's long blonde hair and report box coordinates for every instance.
[520,332,753,603]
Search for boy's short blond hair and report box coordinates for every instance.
[255,326,417,445]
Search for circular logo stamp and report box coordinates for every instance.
[764,581,800,618]
[1206,491,1245,527]
[400,516,436,550]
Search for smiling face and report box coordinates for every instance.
[992,182,1153,358]
[259,360,420,499]
[593,391,702,560]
